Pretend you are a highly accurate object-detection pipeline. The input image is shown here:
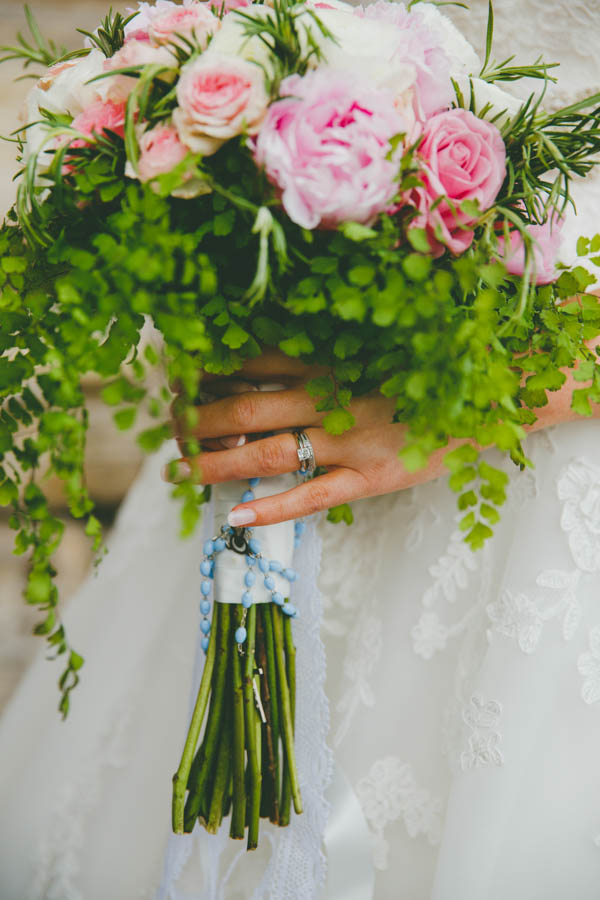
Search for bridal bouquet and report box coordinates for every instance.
[2,0,600,850]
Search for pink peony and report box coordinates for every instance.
[149,3,220,48]
[124,1,184,36]
[136,122,190,182]
[253,70,408,230]
[409,108,506,255]
[354,1,453,119]
[106,37,175,70]
[104,39,176,101]
[174,52,269,156]
[498,215,563,284]
[212,0,251,9]
[70,100,127,145]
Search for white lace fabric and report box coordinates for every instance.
[1,2,600,899]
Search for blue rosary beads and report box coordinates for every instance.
[199,477,303,653]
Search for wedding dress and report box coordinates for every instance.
[1,1,600,898]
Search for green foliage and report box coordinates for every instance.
[77,10,136,58]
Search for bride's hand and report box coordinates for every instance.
[165,350,456,526]
[165,341,599,526]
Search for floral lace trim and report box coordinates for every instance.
[557,459,600,573]
[355,757,442,870]
[460,694,504,771]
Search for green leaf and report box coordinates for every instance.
[327,503,354,525]
[466,521,493,549]
[333,332,362,359]
[279,333,314,357]
[114,407,137,430]
[407,228,431,254]
[339,222,377,242]
[137,424,170,452]
[222,322,250,349]
[0,479,18,506]
[572,389,593,417]
[480,503,501,524]
[305,375,334,398]
[69,650,84,671]
[322,407,355,435]
[400,444,429,472]
[347,264,375,287]
[449,466,477,492]
[402,253,432,282]
[444,444,479,471]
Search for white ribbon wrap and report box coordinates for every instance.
[212,475,297,603]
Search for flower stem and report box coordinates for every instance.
[279,614,297,823]
[172,598,218,834]
[206,685,233,834]
[242,605,261,850]
[272,606,302,818]
[230,606,246,839]
[183,603,231,832]
[257,605,279,824]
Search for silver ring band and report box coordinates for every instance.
[295,430,316,476]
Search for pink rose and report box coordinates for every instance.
[354,0,453,119]
[498,215,563,284]
[70,100,127,145]
[173,52,269,156]
[409,108,506,255]
[254,70,408,230]
[136,122,189,182]
[149,3,219,48]
[62,100,126,173]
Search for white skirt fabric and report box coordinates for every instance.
[2,423,600,900]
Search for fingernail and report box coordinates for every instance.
[220,434,247,449]
[228,507,257,527]
[161,460,192,483]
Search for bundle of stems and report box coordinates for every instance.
[172,601,302,849]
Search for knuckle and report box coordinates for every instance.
[304,481,330,516]
[230,393,257,430]
[255,439,287,475]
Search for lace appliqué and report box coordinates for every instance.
[460,695,504,771]
[333,613,383,746]
[355,757,442,870]
[557,459,600,572]
[422,528,478,608]
[411,523,486,661]
[487,570,582,655]
[578,627,600,706]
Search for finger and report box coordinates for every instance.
[201,349,327,384]
[190,389,323,439]
[227,468,368,527]
[169,429,334,485]
[201,380,260,397]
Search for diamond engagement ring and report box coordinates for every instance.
[295,431,316,477]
